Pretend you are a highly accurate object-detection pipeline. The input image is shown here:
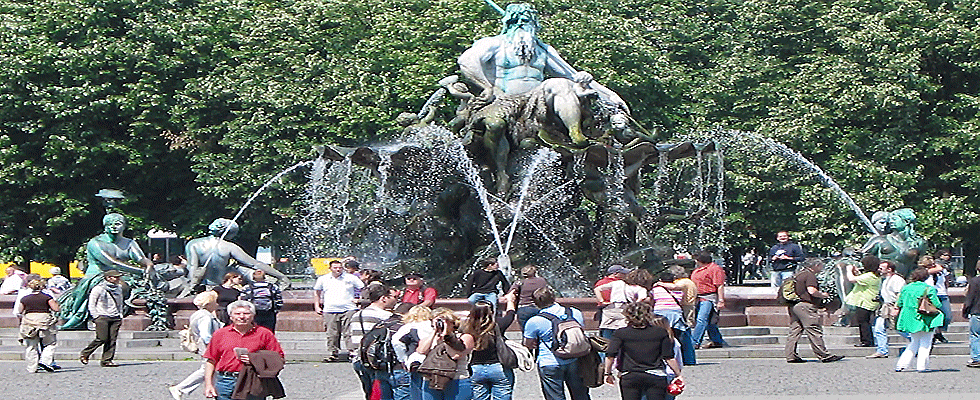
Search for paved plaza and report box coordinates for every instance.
[4,355,979,399]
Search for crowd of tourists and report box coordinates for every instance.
[4,238,980,400]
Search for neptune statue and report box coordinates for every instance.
[455,1,629,193]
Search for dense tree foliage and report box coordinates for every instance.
[1,0,978,268]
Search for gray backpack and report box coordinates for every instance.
[539,307,591,359]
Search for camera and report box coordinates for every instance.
[435,318,445,331]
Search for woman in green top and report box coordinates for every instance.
[893,267,944,372]
[844,256,882,347]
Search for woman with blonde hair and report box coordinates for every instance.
[604,302,684,400]
[417,308,474,400]
[17,278,60,373]
[465,294,517,400]
[392,305,436,400]
[169,290,222,399]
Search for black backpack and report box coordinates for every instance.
[359,314,403,372]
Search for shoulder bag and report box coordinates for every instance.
[917,288,940,316]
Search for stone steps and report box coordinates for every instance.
[1,322,972,362]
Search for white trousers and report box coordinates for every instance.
[896,330,933,372]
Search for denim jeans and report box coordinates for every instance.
[538,361,590,400]
[677,329,696,365]
[468,293,498,309]
[770,270,794,288]
[516,306,540,331]
[692,300,724,347]
[970,315,980,362]
[422,377,472,400]
[471,363,514,400]
[393,369,423,400]
[938,295,952,330]
[872,316,890,355]
[215,374,262,400]
[353,361,396,400]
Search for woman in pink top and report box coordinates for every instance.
[650,271,697,366]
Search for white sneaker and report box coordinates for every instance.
[168,386,183,400]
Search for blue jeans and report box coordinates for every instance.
[471,363,514,400]
[970,315,980,362]
[516,306,539,331]
[353,361,395,400]
[538,361,590,400]
[468,293,498,309]
[422,377,472,400]
[678,329,696,365]
[873,315,910,355]
[938,295,952,330]
[692,300,724,347]
[215,374,261,400]
[393,369,423,400]
[873,316,890,355]
[770,270,794,288]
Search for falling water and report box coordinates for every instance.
[202,160,314,273]
[717,129,877,234]
[503,148,560,256]
[230,161,313,223]
[714,147,726,248]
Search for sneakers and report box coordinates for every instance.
[78,354,89,365]
[100,361,119,367]
[967,361,980,368]
[820,355,844,363]
[786,358,806,363]
[168,386,184,400]
[866,352,888,359]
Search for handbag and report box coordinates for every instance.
[504,339,534,371]
[417,342,458,390]
[917,289,940,316]
[494,325,518,370]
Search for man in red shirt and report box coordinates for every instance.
[204,300,284,400]
[399,272,437,308]
[690,252,727,349]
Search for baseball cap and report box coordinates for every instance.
[606,264,630,275]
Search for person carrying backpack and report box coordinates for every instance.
[240,270,283,332]
[523,287,591,400]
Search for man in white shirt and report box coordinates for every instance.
[0,266,27,295]
[314,260,365,362]
[868,260,907,358]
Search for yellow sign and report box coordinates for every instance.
[311,258,345,276]
[1,262,83,279]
